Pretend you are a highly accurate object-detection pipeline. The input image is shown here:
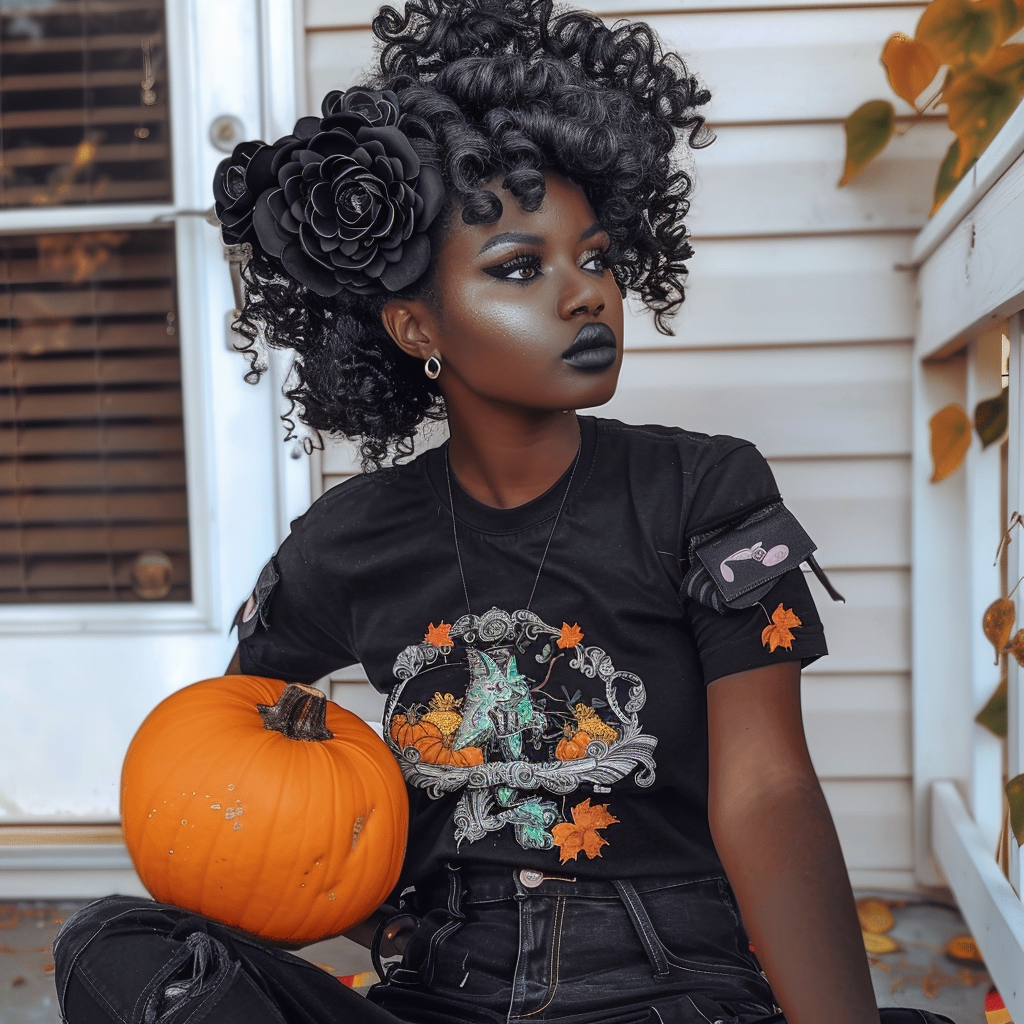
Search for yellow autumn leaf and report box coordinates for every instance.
[946,935,984,962]
[857,897,895,934]
[863,931,902,954]
[930,403,972,482]
[1007,628,1024,666]
[982,597,1015,662]
[1006,773,1024,846]
[916,0,1022,69]
[945,44,1024,177]
[883,33,941,108]
[932,139,977,214]
[840,100,896,186]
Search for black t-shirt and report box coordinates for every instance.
[239,416,827,887]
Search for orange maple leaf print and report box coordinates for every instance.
[423,621,452,647]
[557,622,584,649]
[761,604,802,653]
[551,798,618,863]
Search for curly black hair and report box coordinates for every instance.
[232,0,711,471]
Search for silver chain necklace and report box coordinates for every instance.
[444,442,581,616]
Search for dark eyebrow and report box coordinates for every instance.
[579,222,605,242]
[477,231,545,256]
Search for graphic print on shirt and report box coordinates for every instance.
[383,607,658,857]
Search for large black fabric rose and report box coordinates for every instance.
[251,90,445,296]
[212,117,319,246]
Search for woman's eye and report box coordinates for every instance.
[580,250,609,273]
[484,255,543,282]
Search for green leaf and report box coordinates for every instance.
[945,44,1024,177]
[840,101,896,186]
[975,676,1008,736]
[975,387,1009,446]
[917,0,1022,69]
[932,139,977,214]
[1007,773,1024,845]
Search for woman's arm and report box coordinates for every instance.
[707,661,879,1024]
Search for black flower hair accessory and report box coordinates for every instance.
[216,88,446,297]
[212,118,319,247]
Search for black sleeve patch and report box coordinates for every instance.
[234,558,280,640]
[683,503,816,612]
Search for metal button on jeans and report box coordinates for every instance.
[519,868,544,888]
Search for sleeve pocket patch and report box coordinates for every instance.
[684,503,817,613]
[234,558,280,640]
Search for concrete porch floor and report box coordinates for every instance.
[0,892,998,1023]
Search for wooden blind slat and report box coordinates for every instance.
[1,34,165,57]
[0,423,184,457]
[0,491,188,523]
[0,355,181,389]
[6,323,174,355]
[0,523,189,556]
[0,70,167,92]
[0,390,182,423]
[0,254,172,288]
[0,142,169,170]
[0,456,186,491]
[2,1,162,15]
[2,287,174,319]
[0,555,189,591]
[0,106,168,131]
[0,181,170,206]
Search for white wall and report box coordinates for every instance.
[308,0,939,888]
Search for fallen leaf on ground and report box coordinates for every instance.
[857,898,895,934]
[863,931,902,954]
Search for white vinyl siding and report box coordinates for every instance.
[305,0,936,886]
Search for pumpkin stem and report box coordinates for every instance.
[257,683,334,742]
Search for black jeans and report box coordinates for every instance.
[53,865,957,1024]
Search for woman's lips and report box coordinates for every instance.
[561,322,618,371]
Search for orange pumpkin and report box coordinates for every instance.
[390,713,484,766]
[121,676,408,946]
[555,728,592,761]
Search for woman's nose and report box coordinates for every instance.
[558,268,605,320]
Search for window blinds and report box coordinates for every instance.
[0,228,189,603]
[0,0,171,208]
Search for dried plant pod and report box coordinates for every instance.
[862,931,901,955]
[1008,629,1024,667]
[856,897,895,934]
[983,598,1016,663]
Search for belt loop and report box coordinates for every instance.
[445,861,465,920]
[613,879,670,979]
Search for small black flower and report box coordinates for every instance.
[250,91,445,296]
[212,116,319,247]
[320,88,400,133]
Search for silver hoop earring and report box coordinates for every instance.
[424,355,442,380]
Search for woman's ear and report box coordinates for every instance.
[381,300,438,362]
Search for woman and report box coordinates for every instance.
[54,2,954,1023]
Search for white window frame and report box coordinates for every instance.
[0,0,307,634]
[911,100,1024,1017]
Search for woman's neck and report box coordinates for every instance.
[444,404,581,510]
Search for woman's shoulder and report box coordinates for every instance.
[588,415,760,471]
[289,451,436,546]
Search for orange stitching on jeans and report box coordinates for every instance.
[516,896,565,1019]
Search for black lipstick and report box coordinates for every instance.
[561,322,618,371]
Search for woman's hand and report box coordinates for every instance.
[707,661,880,1024]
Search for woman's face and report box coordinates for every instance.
[395,173,624,413]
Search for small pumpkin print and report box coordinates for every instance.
[390,712,483,766]
[555,726,592,761]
